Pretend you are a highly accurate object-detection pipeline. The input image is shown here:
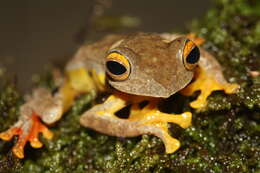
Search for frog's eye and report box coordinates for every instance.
[105,52,131,81]
[183,40,200,70]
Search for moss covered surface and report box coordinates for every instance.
[0,0,259,172]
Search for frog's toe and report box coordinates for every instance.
[28,113,53,145]
[190,99,207,109]
[0,126,28,159]
[223,83,240,94]
[162,132,181,154]
[180,78,202,96]
[0,127,20,141]
[178,112,192,128]
[148,123,181,154]
[0,112,53,159]
[156,111,192,129]
[130,109,192,129]
[188,89,210,109]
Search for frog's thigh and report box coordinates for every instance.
[181,68,239,109]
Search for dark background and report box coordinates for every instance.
[0,0,211,92]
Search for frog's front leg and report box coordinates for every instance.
[129,101,192,153]
[80,96,192,154]
[129,101,192,129]
[79,93,128,133]
[181,50,239,109]
[83,94,128,119]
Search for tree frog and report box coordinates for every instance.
[0,33,239,158]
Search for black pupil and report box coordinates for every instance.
[186,46,200,64]
[106,61,127,75]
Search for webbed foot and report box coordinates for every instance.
[129,102,192,153]
[0,112,53,158]
[181,68,239,109]
[0,88,63,158]
[130,102,192,129]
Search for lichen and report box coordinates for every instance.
[0,0,259,172]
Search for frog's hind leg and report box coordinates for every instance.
[0,66,99,158]
[181,67,239,109]
[0,87,61,158]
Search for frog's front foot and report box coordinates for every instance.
[0,88,62,158]
[0,112,53,158]
[80,95,192,154]
[181,68,239,109]
[130,102,192,129]
[129,102,192,153]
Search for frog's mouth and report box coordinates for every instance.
[108,67,193,98]
[108,77,191,98]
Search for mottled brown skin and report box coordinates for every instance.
[108,33,195,98]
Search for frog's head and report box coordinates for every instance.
[105,33,200,98]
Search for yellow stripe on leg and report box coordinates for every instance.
[66,68,96,93]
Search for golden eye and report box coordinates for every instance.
[105,52,130,81]
[183,40,200,70]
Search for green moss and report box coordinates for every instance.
[0,0,259,172]
[0,82,23,173]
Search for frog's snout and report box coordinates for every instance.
[109,78,176,98]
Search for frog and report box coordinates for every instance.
[0,32,239,158]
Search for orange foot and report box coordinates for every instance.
[0,112,53,158]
